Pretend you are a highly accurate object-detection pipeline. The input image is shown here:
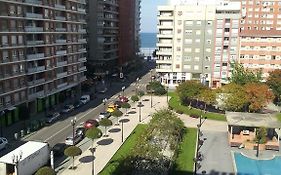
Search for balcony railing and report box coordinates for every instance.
[27,78,45,86]
[78,29,86,33]
[25,26,43,32]
[26,40,44,45]
[78,8,86,13]
[26,53,44,60]
[56,39,67,43]
[55,28,67,32]
[78,48,87,52]
[55,4,66,9]
[79,66,87,72]
[57,72,68,78]
[28,90,45,99]
[57,82,68,89]
[55,16,66,21]
[78,39,87,43]
[27,66,45,73]
[57,61,67,67]
[56,50,67,55]
[26,13,43,19]
[78,57,87,62]
[25,0,42,5]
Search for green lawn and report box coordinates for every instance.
[172,127,197,175]
[169,92,226,121]
[99,124,147,175]
[276,113,281,122]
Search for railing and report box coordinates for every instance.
[55,28,67,32]
[26,13,43,19]
[78,8,86,13]
[57,72,68,78]
[78,29,86,33]
[28,90,45,99]
[57,82,68,89]
[78,57,87,62]
[55,16,66,21]
[55,4,66,9]
[25,0,42,5]
[27,66,45,73]
[57,61,67,67]
[56,50,67,55]
[27,78,45,86]
[56,39,67,43]
[79,66,87,71]
[25,26,43,32]
[26,40,44,45]
[26,53,44,60]
[78,39,87,43]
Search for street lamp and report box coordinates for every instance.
[119,118,129,142]
[166,86,169,104]
[71,117,77,145]
[12,150,23,175]
[137,101,143,122]
[150,70,153,108]
[102,98,108,113]
[122,86,125,97]
[135,77,139,94]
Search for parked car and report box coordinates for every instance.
[65,134,83,146]
[61,105,75,113]
[80,95,90,104]
[74,101,83,108]
[99,112,111,119]
[114,101,122,108]
[45,112,61,124]
[52,143,67,157]
[119,96,128,103]
[75,127,86,138]
[0,137,8,150]
[99,88,108,94]
[84,119,99,129]
[107,104,117,113]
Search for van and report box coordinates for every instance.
[80,95,90,104]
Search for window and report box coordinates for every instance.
[1,36,8,46]
[9,5,15,15]
[222,63,228,66]
[2,51,8,62]
[194,65,199,70]
[225,28,230,32]
[195,30,201,35]
[207,21,212,25]
[185,20,193,25]
[195,39,200,43]
[11,35,17,45]
[195,48,200,53]
[17,6,22,15]
[185,29,192,34]
[196,21,201,25]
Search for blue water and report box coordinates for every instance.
[140,33,157,48]
[234,152,281,175]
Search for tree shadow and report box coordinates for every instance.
[79,155,95,163]
[108,128,121,133]
[128,111,136,114]
[97,138,114,145]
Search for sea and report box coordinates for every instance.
[140,32,157,56]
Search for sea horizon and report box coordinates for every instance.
[140,32,157,48]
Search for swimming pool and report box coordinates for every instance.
[234,152,281,175]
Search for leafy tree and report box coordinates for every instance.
[111,109,123,125]
[137,90,145,97]
[266,69,281,103]
[99,118,112,136]
[220,83,248,111]
[146,81,166,95]
[198,88,216,111]
[35,166,55,175]
[85,127,102,150]
[176,80,206,104]
[255,127,267,144]
[64,146,82,169]
[121,102,131,114]
[229,62,262,85]
[131,95,139,102]
[244,83,274,112]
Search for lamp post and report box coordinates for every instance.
[136,77,139,94]
[12,150,23,175]
[166,86,169,104]
[122,86,125,97]
[150,70,153,108]
[137,101,143,122]
[71,117,77,145]
[102,98,108,113]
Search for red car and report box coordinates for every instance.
[119,96,128,103]
[84,119,99,129]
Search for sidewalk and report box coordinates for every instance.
[59,95,168,175]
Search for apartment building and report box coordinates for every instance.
[0,0,87,125]
[238,0,281,79]
[156,0,241,88]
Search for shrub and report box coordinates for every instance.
[131,95,139,102]
[176,110,183,114]
[154,87,167,95]
[138,90,145,97]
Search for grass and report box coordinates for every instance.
[172,127,197,175]
[276,113,281,122]
[99,124,147,175]
[169,92,226,121]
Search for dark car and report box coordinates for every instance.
[114,100,122,108]
[84,119,99,129]
[61,105,75,113]
[52,143,67,157]
[74,101,83,108]
[75,127,85,138]
[45,112,61,124]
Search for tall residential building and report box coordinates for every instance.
[0,0,87,124]
[87,0,141,77]
[156,0,240,88]
[237,0,281,79]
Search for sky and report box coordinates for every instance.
[141,0,168,33]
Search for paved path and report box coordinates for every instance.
[59,95,168,175]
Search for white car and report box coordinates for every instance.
[80,95,90,104]
[0,137,8,150]
[65,135,83,146]
[99,112,111,119]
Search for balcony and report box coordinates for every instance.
[56,50,67,55]
[55,16,66,21]
[27,53,44,60]
[55,28,67,32]
[57,82,68,89]
[26,40,44,45]
[57,61,67,67]
[25,0,42,5]
[57,72,68,78]
[56,39,67,43]
[78,8,86,13]
[55,4,66,9]
[78,39,87,43]
[78,57,87,62]
[156,51,172,55]
[27,78,45,86]
[156,59,172,64]
[78,29,86,33]
[28,90,45,100]
[78,48,87,52]
[79,66,87,72]
[25,26,43,32]
[27,66,45,73]
[26,13,43,19]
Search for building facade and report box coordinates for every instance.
[156,0,240,88]
[237,0,281,79]
[0,0,87,124]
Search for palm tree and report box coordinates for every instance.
[64,146,82,169]
[99,118,112,136]
[111,109,123,125]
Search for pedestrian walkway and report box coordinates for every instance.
[59,95,168,175]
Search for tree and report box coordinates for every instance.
[85,127,102,150]
[111,109,123,125]
[266,69,281,103]
[35,166,55,175]
[121,102,131,114]
[64,146,82,169]
[99,118,112,136]
[229,62,262,85]
[255,127,267,144]
[220,83,248,111]
[176,80,206,105]
[198,88,216,111]
[131,95,139,102]
[244,83,274,112]
[146,81,166,95]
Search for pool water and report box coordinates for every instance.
[234,152,281,175]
